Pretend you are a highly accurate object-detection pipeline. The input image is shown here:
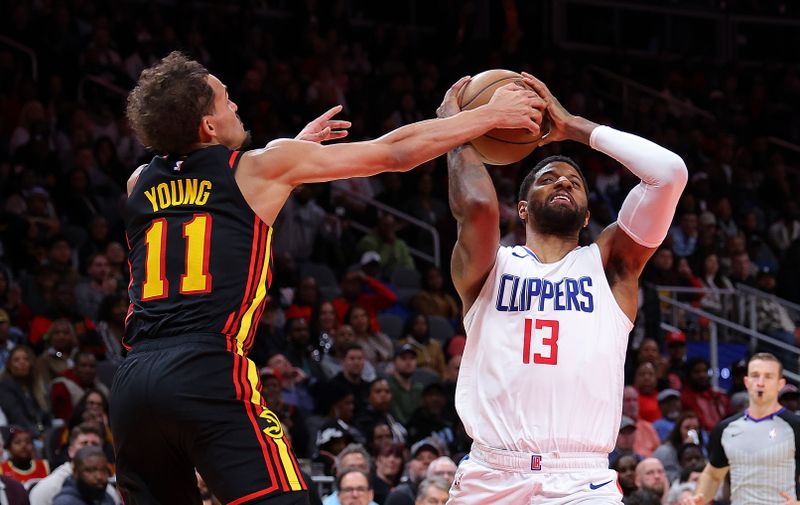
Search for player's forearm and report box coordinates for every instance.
[375,107,501,172]
[591,125,688,247]
[447,145,498,224]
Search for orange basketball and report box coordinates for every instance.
[458,69,547,166]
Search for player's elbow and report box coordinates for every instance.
[460,195,499,224]
[666,154,689,190]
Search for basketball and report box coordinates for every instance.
[458,69,548,165]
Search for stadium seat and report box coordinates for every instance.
[391,266,422,290]
[377,313,405,340]
[300,262,341,299]
[428,315,454,343]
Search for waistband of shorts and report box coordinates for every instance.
[128,333,230,353]
[469,443,609,473]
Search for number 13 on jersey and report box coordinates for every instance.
[522,318,559,365]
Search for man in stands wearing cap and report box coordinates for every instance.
[384,439,442,505]
[333,267,397,335]
[609,416,642,466]
[388,344,424,425]
[623,386,660,457]
[652,388,682,442]
[356,214,415,279]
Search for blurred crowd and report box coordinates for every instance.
[1,0,800,504]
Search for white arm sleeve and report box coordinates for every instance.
[590,125,688,248]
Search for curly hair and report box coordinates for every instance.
[126,51,215,155]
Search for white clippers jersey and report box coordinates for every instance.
[456,244,633,454]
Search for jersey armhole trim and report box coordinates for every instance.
[229,150,244,169]
[588,243,634,329]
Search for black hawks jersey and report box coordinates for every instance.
[124,145,272,355]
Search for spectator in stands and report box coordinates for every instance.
[635,362,662,423]
[366,423,394,456]
[634,458,668,504]
[331,343,372,416]
[355,378,408,446]
[413,477,450,505]
[314,415,358,478]
[623,386,661,458]
[425,457,457,487]
[769,201,800,259]
[94,294,126,365]
[610,416,643,467]
[35,319,77,383]
[0,426,50,486]
[402,172,448,256]
[335,468,374,505]
[409,266,459,323]
[371,443,405,504]
[698,253,734,317]
[46,237,79,286]
[388,345,424,425]
[29,423,120,505]
[52,446,114,505]
[0,270,31,335]
[670,212,698,258]
[323,444,377,505]
[384,439,440,505]
[680,357,729,432]
[51,352,110,421]
[260,366,310,459]
[273,185,339,264]
[103,242,128,288]
[398,313,446,378]
[0,309,15,370]
[266,351,314,413]
[356,214,415,279]
[283,317,326,382]
[344,305,393,366]
[653,389,683,442]
[0,345,50,435]
[73,253,117,321]
[754,266,799,370]
[406,383,453,446]
[613,454,640,498]
[663,331,687,390]
[779,384,800,413]
[321,324,378,382]
[675,443,705,483]
[653,411,704,483]
[727,250,756,287]
[285,276,321,325]
[0,473,29,505]
[334,271,397,335]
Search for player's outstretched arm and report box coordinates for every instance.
[438,77,501,313]
[237,80,545,224]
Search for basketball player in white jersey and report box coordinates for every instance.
[437,73,688,504]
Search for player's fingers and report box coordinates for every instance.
[694,493,705,505]
[447,75,471,96]
[779,491,791,502]
[319,104,344,120]
[328,130,349,140]
[521,74,551,100]
[328,120,352,129]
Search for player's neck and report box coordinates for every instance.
[747,401,783,419]
[525,231,579,263]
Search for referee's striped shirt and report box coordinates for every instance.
[708,408,800,504]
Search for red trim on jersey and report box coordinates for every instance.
[224,217,264,351]
[228,151,240,169]
[234,353,285,492]
[123,232,134,352]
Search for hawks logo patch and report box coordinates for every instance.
[259,409,284,439]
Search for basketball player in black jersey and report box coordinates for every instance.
[111,51,544,505]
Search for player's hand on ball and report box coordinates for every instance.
[437,76,472,119]
[295,105,351,143]
[485,83,544,134]
[520,72,574,147]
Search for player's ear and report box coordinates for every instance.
[584,209,591,228]
[198,116,215,142]
[518,201,528,221]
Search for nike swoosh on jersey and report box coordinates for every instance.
[511,251,528,258]
[589,480,613,490]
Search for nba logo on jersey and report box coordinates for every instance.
[174,160,183,171]
[531,455,542,471]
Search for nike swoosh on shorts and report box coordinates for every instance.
[589,480,613,490]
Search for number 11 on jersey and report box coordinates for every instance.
[522,318,559,365]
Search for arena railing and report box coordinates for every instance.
[0,35,38,81]
[655,287,800,387]
[737,283,800,343]
[329,185,441,268]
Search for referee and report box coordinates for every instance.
[682,352,800,505]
